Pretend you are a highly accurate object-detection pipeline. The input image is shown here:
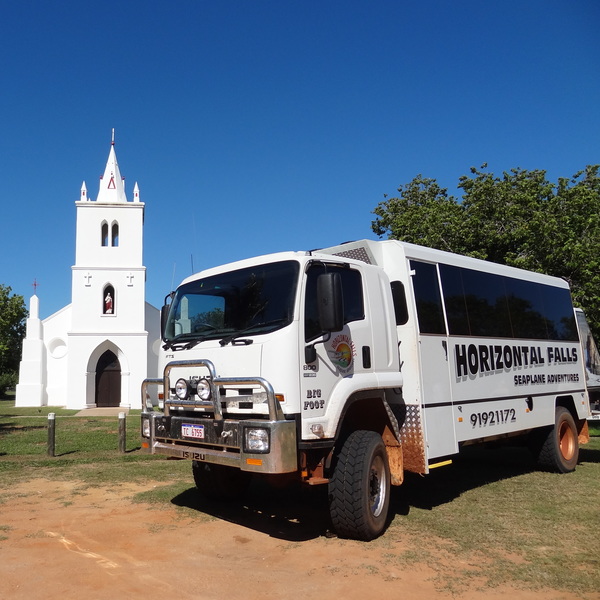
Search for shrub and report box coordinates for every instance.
[0,371,17,396]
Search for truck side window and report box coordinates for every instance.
[410,260,446,335]
[305,264,364,342]
[391,281,409,325]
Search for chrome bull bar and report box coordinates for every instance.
[141,358,285,421]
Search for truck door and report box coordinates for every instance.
[409,260,458,460]
[301,262,371,430]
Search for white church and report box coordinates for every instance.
[15,138,161,410]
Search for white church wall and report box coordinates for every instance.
[71,267,146,332]
[143,302,161,408]
[65,333,149,409]
[43,305,71,406]
[74,203,143,267]
[15,295,47,407]
[145,301,160,374]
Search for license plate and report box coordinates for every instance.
[181,423,205,439]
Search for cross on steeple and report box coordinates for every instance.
[32,279,39,294]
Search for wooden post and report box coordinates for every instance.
[118,412,126,453]
[47,413,56,457]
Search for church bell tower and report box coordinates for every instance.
[67,133,149,409]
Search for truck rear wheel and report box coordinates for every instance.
[328,430,391,541]
[192,461,251,501]
[536,407,579,473]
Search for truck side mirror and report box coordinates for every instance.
[304,272,344,364]
[161,292,175,340]
[317,272,344,333]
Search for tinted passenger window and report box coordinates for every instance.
[440,264,512,337]
[410,261,446,334]
[438,264,578,341]
[506,279,577,341]
[305,264,364,342]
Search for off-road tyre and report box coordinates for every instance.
[536,407,579,473]
[192,461,252,501]
[328,430,391,541]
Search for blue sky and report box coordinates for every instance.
[1,0,599,319]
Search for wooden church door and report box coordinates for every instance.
[95,350,121,407]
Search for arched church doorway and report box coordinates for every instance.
[95,350,121,407]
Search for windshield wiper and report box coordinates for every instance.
[219,319,287,347]
[163,333,212,351]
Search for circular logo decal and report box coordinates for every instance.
[328,334,356,374]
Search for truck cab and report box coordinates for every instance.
[142,249,404,540]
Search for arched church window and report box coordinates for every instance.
[111,222,119,247]
[103,285,115,315]
[101,222,109,247]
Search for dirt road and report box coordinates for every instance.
[0,477,589,600]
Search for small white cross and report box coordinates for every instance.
[126,273,134,286]
[84,273,92,286]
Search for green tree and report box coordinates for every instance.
[544,166,600,330]
[372,165,600,339]
[0,285,27,393]
[457,165,556,266]
[372,175,466,254]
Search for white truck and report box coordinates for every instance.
[141,239,591,540]
[575,308,600,417]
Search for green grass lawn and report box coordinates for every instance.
[384,432,600,595]
[0,395,178,483]
[1,393,599,595]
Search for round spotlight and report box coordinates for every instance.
[174,378,190,400]
[196,378,211,401]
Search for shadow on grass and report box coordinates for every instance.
[392,445,539,516]
[579,445,600,464]
[0,423,46,434]
[396,440,598,512]
[168,443,585,541]
[49,447,141,457]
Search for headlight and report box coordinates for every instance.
[196,378,211,401]
[244,427,270,453]
[174,378,190,400]
[141,416,151,438]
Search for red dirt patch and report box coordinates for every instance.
[0,478,587,600]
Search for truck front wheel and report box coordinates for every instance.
[192,461,251,501]
[328,430,391,541]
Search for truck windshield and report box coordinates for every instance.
[164,260,300,346]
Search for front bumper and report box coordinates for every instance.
[141,412,297,473]
[140,359,298,474]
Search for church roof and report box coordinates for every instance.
[96,132,127,203]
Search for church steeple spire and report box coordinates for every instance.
[96,130,127,203]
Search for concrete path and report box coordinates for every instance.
[74,407,130,416]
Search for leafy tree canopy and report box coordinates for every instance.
[0,285,27,376]
[372,164,600,338]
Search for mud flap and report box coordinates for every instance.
[385,444,404,486]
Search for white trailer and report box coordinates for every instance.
[141,239,591,540]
